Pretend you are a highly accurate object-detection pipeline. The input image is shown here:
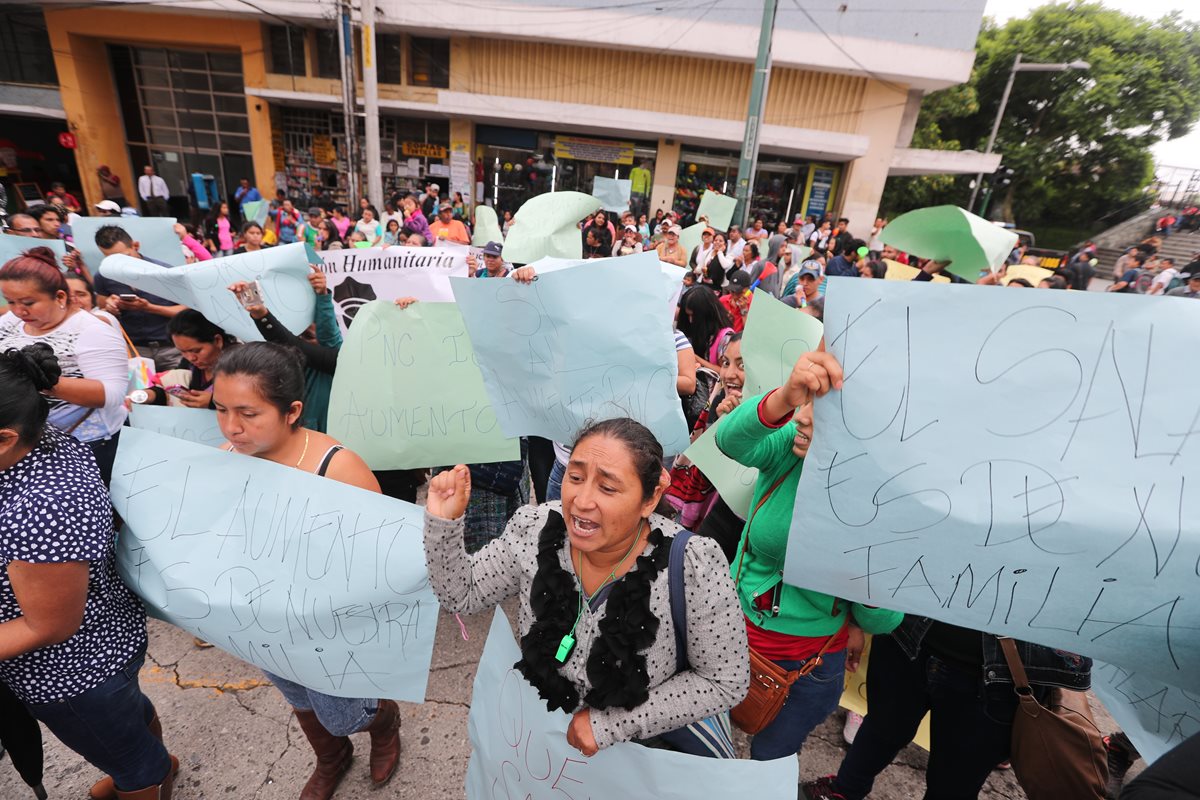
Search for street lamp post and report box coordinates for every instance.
[967,53,1090,215]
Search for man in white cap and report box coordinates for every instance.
[655,223,687,267]
[93,200,122,218]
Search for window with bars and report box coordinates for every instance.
[409,37,449,88]
[0,5,58,85]
[268,25,307,76]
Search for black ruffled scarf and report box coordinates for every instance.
[515,510,670,713]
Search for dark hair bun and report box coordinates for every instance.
[4,343,62,392]
[24,247,60,271]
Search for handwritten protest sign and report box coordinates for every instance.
[327,301,519,469]
[472,205,504,247]
[503,191,601,264]
[320,245,468,329]
[1090,662,1199,765]
[451,257,690,454]
[111,428,438,700]
[696,192,737,233]
[524,252,685,323]
[883,259,949,284]
[0,235,66,270]
[592,176,631,213]
[99,243,317,343]
[786,279,1200,692]
[741,289,824,397]
[880,206,1016,282]
[679,223,706,260]
[1002,264,1054,287]
[683,422,758,518]
[241,200,269,226]
[129,405,224,447]
[72,217,185,269]
[466,608,798,800]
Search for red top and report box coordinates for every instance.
[719,293,750,332]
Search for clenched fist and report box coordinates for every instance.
[427,464,471,521]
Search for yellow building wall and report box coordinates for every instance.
[838,79,909,230]
[461,40,867,135]
[43,8,276,208]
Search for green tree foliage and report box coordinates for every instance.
[882,2,1200,228]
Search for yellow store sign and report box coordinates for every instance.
[553,136,635,165]
[402,141,448,159]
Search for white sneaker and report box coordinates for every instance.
[843,712,863,745]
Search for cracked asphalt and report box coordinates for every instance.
[5,598,1133,799]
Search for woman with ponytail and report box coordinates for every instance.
[0,344,175,800]
[0,247,129,484]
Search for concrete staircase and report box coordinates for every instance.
[1090,219,1200,279]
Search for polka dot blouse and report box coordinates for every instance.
[0,426,146,704]
[424,501,750,750]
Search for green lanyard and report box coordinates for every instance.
[555,521,645,663]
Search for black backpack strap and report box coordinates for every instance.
[668,530,694,674]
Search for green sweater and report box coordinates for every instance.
[715,391,903,638]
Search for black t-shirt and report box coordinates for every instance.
[92,255,176,344]
[830,230,854,256]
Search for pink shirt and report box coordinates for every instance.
[332,216,352,239]
[217,216,233,250]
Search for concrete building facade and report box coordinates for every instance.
[1,0,999,227]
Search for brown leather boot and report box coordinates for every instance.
[365,700,402,785]
[294,709,354,800]
[111,755,177,800]
[89,715,167,800]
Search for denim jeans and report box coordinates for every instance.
[263,670,377,737]
[27,652,171,791]
[750,649,846,761]
[834,634,1018,800]
[546,459,566,502]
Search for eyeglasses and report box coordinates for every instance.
[8,227,39,235]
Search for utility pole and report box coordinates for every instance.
[338,0,360,205]
[360,0,382,210]
[732,0,777,228]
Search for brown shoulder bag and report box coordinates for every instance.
[998,637,1108,800]
[728,464,845,735]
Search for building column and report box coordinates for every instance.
[44,19,131,211]
[649,138,680,217]
[449,117,474,213]
[837,79,908,232]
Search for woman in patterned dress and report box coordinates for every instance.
[0,343,174,800]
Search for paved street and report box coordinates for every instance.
[2,596,1134,800]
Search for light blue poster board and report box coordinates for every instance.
[1091,662,1199,765]
[696,191,737,233]
[785,279,1200,693]
[71,217,185,270]
[99,242,317,343]
[592,176,631,213]
[465,608,799,800]
[451,256,689,454]
[111,428,438,701]
[129,404,224,447]
[0,235,66,270]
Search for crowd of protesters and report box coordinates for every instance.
[0,176,1193,800]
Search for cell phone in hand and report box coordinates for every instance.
[165,385,190,397]
[236,280,264,308]
[119,294,140,302]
